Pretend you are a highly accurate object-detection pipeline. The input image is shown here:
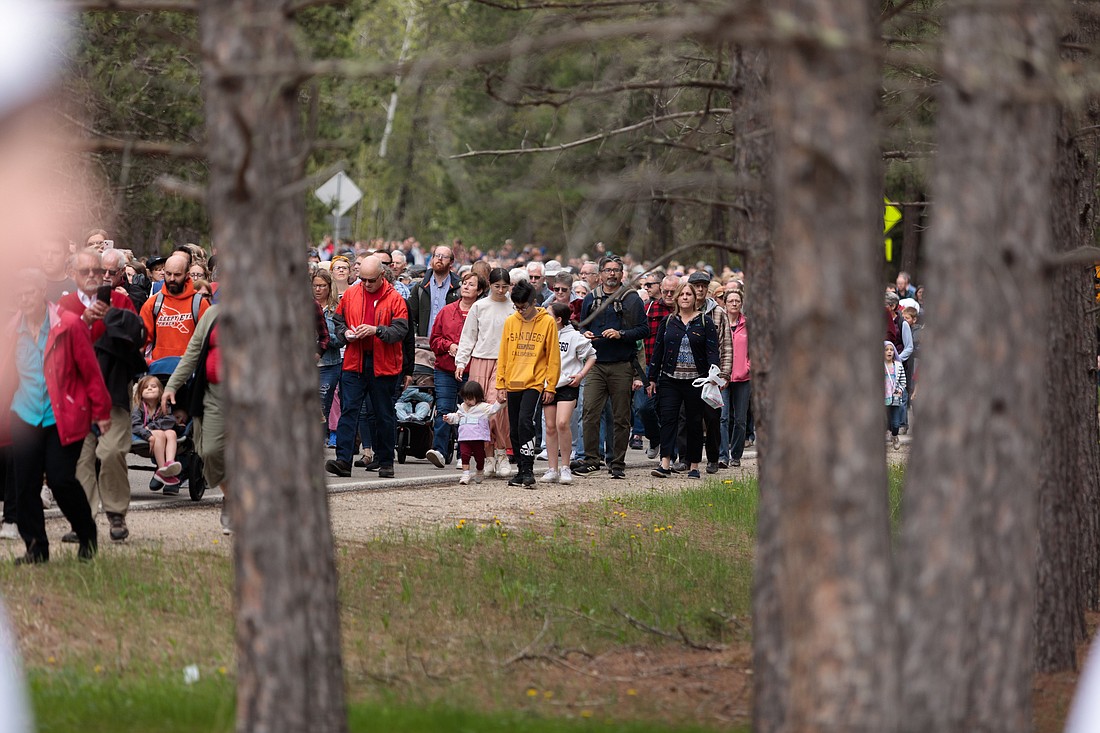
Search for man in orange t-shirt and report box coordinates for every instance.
[139,253,210,363]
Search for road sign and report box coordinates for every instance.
[315,171,363,216]
[884,198,902,262]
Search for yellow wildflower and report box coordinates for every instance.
[526,687,539,697]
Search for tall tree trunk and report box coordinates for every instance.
[898,1,1056,730]
[198,3,348,732]
[1035,10,1100,673]
[761,0,895,730]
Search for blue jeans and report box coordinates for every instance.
[887,404,903,436]
[637,389,660,448]
[726,381,751,461]
[632,387,646,435]
[319,364,341,422]
[432,368,463,462]
[337,361,399,467]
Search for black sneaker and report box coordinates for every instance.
[687,469,702,479]
[14,553,47,566]
[569,459,587,471]
[148,477,163,492]
[377,466,394,478]
[718,460,729,469]
[732,458,741,467]
[325,459,352,478]
[629,436,644,450]
[609,468,626,480]
[61,531,79,544]
[651,466,672,478]
[706,462,719,474]
[162,483,180,496]
[77,541,97,561]
[508,473,527,487]
[573,463,602,476]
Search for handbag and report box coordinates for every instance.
[692,364,727,410]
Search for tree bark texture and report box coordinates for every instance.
[898,2,1056,731]
[198,3,348,732]
[762,0,896,730]
[1035,10,1100,673]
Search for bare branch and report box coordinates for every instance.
[879,0,923,25]
[486,77,736,108]
[471,0,661,8]
[641,136,735,162]
[72,137,204,159]
[1044,246,1100,268]
[450,108,733,159]
[155,174,204,201]
[61,0,196,10]
[882,149,933,159]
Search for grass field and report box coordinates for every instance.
[2,478,764,732]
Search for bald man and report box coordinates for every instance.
[138,253,210,362]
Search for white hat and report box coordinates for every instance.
[544,259,562,276]
[899,297,920,313]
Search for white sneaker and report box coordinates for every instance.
[540,469,559,483]
[495,451,513,478]
[474,471,484,484]
[484,455,497,477]
[425,449,445,468]
[220,507,232,536]
[537,449,548,461]
[40,486,53,509]
[0,523,17,540]
[459,470,471,485]
[559,467,573,484]
[454,453,463,470]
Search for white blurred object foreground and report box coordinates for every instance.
[0,600,31,733]
[1065,641,1100,733]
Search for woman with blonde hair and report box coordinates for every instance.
[329,254,352,298]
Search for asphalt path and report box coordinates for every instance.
[40,442,771,519]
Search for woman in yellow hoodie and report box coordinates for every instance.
[496,280,561,488]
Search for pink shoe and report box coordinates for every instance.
[155,468,181,486]
[160,461,182,477]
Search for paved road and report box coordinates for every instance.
[41,442,769,519]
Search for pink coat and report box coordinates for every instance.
[730,314,751,383]
[0,304,112,447]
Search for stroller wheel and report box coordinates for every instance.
[188,455,207,501]
[397,428,408,464]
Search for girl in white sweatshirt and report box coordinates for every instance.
[542,303,596,484]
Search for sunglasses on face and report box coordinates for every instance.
[553,286,569,292]
[105,268,124,277]
[644,282,659,288]
[76,267,105,276]
[661,289,676,296]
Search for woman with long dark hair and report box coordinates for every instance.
[313,268,343,447]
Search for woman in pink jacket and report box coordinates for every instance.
[721,290,751,467]
[0,270,111,564]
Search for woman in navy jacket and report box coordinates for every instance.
[646,282,720,479]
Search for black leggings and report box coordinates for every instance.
[507,389,542,460]
[657,378,705,464]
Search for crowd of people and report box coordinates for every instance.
[0,228,926,564]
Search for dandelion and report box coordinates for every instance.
[630,534,636,539]
[47,656,56,665]
[501,532,508,538]
[627,688,637,696]
[723,480,734,485]
[93,665,103,674]
[527,687,539,697]
[580,710,593,718]
[529,511,535,516]
[213,539,219,545]
[543,691,554,699]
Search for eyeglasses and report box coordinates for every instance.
[362,275,381,284]
[644,282,659,288]
[661,289,676,296]
[529,274,542,280]
[104,268,124,277]
[76,267,105,276]
[432,253,452,260]
[552,286,569,292]
[601,267,622,274]
[513,302,532,311]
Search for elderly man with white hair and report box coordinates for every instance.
[526,260,551,303]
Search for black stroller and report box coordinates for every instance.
[129,356,207,501]
[395,378,436,464]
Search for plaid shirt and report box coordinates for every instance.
[643,299,673,365]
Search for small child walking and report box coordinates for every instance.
[131,375,183,486]
[444,380,504,485]
[884,341,907,451]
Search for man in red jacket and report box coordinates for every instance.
[326,255,408,479]
[58,248,140,542]
[0,269,111,564]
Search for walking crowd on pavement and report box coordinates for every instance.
[0,229,926,564]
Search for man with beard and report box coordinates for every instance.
[139,253,211,363]
[407,245,459,338]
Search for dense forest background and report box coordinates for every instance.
[67,0,931,265]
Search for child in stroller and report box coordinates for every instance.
[131,374,184,487]
[395,387,433,422]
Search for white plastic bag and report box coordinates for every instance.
[692,364,727,410]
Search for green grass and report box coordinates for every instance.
[31,671,738,733]
[5,478,762,731]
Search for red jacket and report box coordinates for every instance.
[429,300,472,374]
[336,279,409,377]
[0,304,112,447]
[57,289,137,343]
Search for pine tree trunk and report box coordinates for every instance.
[761,0,895,730]
[897,1,1056,730]
[197,2,348,732]
[1035,12,1100,673]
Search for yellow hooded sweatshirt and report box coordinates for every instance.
[496,307,561,394]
